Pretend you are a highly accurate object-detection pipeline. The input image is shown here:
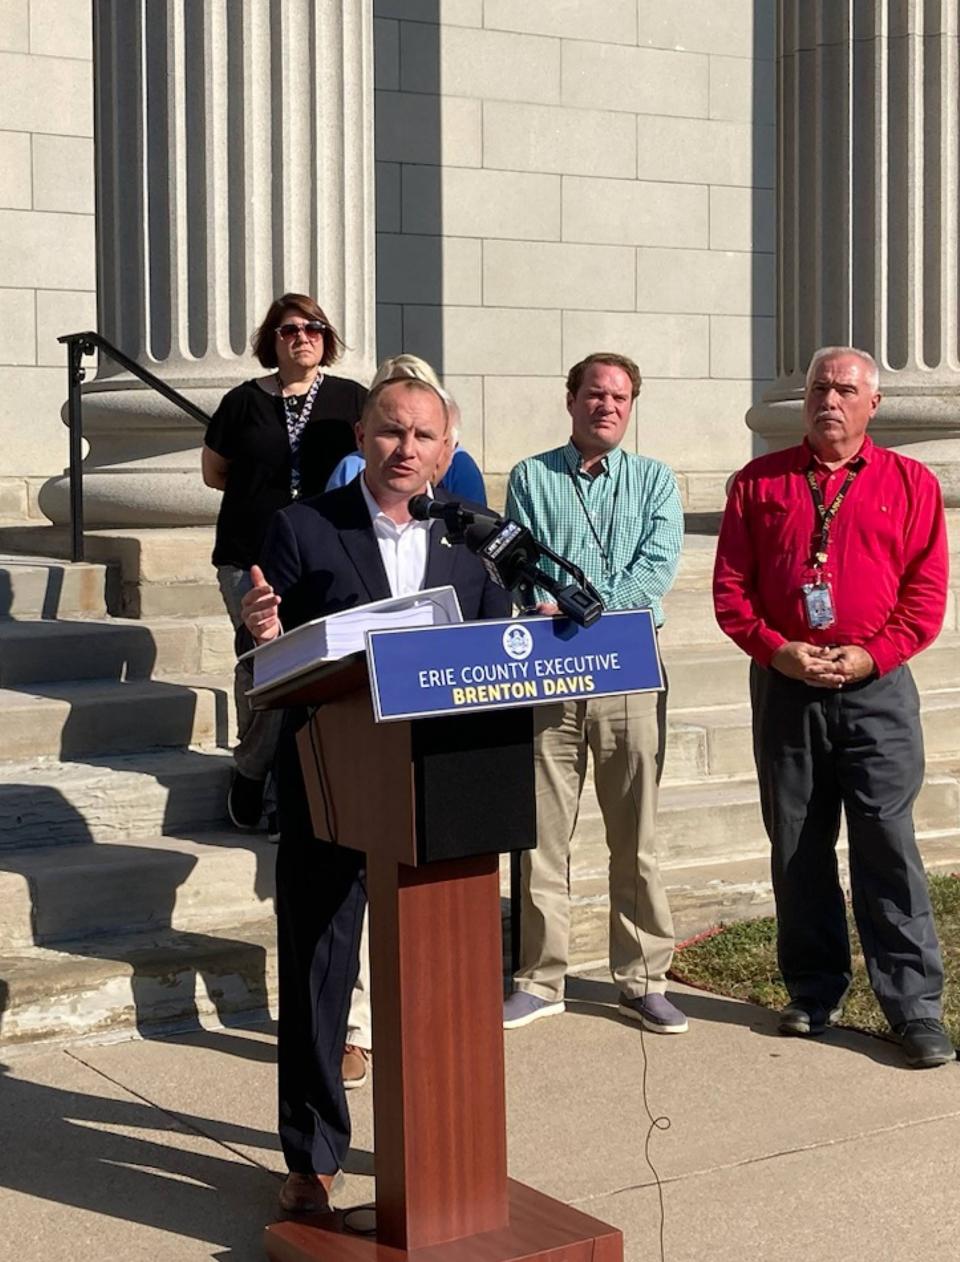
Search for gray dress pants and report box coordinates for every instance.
[750,662,943,1026]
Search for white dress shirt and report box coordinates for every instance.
[359,477,432,597]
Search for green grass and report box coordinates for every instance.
[670,872,960,1043]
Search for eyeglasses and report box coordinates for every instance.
[276,320,326,341]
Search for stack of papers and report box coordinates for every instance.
[242,585,463,694]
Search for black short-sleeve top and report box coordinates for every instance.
[205,374,367,568]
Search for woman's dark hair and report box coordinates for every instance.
[251,293,345,369]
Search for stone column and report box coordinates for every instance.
[748,2,960,504]
[41,0,375,527]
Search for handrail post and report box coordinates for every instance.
[65,337,88,564]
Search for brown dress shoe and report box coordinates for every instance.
[342,1044,371,1090]
[278,1171,336,1215]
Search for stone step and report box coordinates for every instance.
[0,615,236,686]
[562,830,960,972]
[570,760,960,870]
[664,687,960,782]
[0,675,234,761]
[0,830,275,951]
[0,555,115,619]
[661,583,960,648]
[659,589,730,646]
[661,633,960,708]
[0,526,222,620]
[0,917,276,1046]
[0,748,233,850]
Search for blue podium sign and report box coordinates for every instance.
[365,610,663,723]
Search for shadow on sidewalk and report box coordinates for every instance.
[0,1060,278,1258]
[564,975,924,1069]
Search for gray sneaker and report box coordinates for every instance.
[618,991,688,1034]
[503,991,565,1029]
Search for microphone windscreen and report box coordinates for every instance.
[408,494,434,521]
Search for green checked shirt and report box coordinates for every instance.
[505,441,684,625]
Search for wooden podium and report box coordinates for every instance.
[259,653,623,1262]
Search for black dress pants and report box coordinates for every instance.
[750,663,943,1026]
[274,720,366,1176]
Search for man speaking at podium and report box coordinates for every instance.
[241,375,510,1216]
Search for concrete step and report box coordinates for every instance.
[0,675,233,761]
[0,525,223,620]
[0,556,115,619]
[569,760,960,870]
[661,633,960,708]
[0,830,275,950]
[659,589,729,646]
[664,687,960,783]
[661,583,960,648]
[0,748,233,849]
[0,615,236,686]
[0,916,276,1046]
[561,830,960,972]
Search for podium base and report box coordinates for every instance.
[264,1179,623,1261]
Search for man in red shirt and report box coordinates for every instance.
[713,346,953,1068]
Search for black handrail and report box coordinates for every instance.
[58,331,211,563]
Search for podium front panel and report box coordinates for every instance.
[411,707,535,864]
[299,697,535,866]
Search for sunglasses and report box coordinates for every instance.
[276,320,327,341]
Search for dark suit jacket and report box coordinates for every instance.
[258,478,512,840]
[259,477,511,629]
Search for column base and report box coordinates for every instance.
[747,393,960,506]
[37,382,229,528]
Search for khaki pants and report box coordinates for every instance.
[514,692,674,1003]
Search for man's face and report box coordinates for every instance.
[567,363,634,456]
[804,354,881,451]
[357,383,448,502]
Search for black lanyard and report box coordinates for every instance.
[804,458,862,566]
[570,458,621,576]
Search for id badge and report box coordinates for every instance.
[802,580,836,630]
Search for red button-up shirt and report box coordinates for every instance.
[712,436,948,675]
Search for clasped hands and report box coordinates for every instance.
[241,564,282,644]
[771,642,875,688]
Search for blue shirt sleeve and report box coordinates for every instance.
[439,448,487,506]
[325,452,366,492]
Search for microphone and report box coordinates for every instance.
[410,496,603,626]
[463,519,603,627]
[408,495,502,538]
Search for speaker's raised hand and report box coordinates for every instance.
[242,564,282,643]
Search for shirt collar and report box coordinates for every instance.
[563,439,623,478]
[797,434,874,470]
[359,475,432,528]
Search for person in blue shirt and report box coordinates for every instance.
[325,354,487,506]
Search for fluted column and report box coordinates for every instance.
[749,2,960,504]
[41,0,375,527]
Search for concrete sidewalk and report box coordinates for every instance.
[2,974,959,1261]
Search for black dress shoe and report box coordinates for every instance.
[895,1019,956,1069]
[227,771,265,830]
[778,999,843,1037]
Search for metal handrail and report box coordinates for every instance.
[58,331,211,563]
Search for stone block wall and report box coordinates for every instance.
[0,0,96,520]
[373,0,777,509]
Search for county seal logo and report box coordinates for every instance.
[502,623,533,661]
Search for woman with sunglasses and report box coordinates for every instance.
[202,293,367,834]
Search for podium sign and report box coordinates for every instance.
[366,609,663,723]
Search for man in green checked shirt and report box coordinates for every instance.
[502,352,688,1035]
